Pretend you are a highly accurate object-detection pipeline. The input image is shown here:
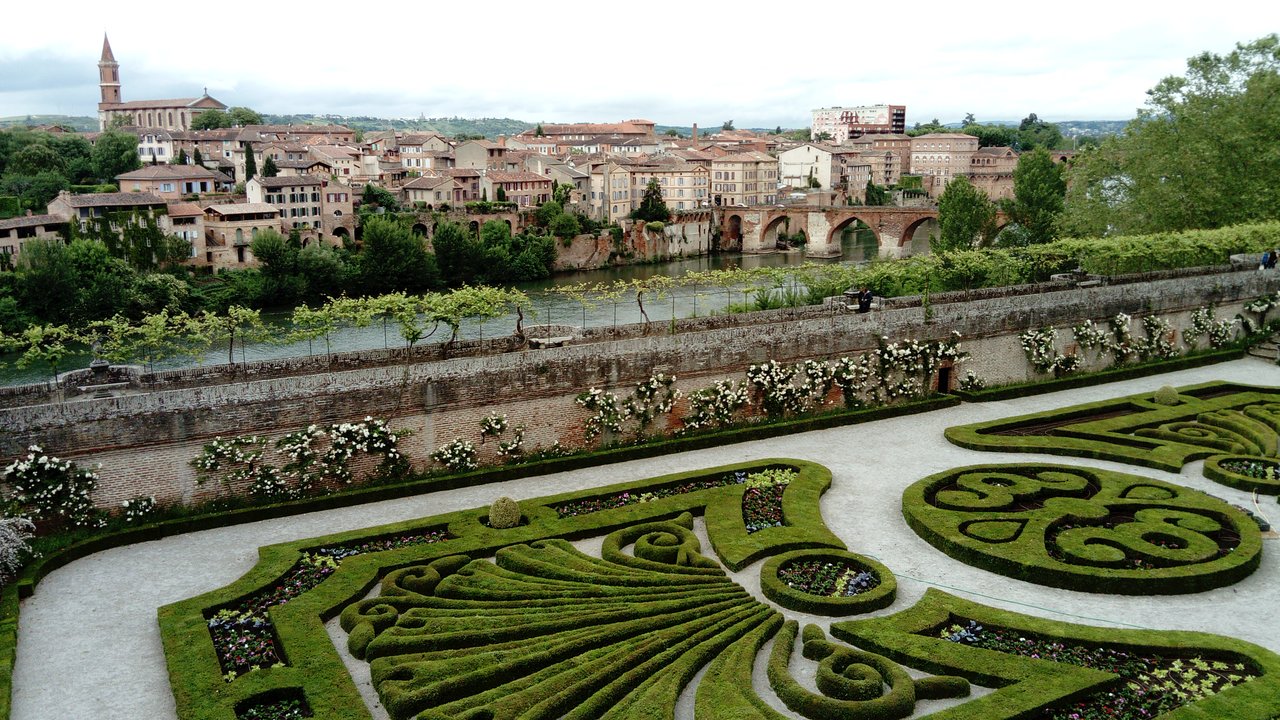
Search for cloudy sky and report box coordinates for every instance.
[1,0,1277,129]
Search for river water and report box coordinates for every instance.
[1,227,920,388]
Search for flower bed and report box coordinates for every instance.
[939,619,1257,720]
[832,588,1280,720]
[760,549,896,615]
[207,529,449,680]
[551,466,793,518]
[1204,454,1280,493]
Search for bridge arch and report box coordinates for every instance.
[726,214,743,244]
[412,222,430,237]
[761,215,792,249]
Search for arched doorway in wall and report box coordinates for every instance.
[412,223,429,237]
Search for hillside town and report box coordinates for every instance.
[0,34,1071,270]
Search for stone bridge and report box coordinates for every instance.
[720,206,951,259]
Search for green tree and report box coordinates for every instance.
[1074,34,1280,236]
[864,181,890,206]
[242,144,257,182]
[553,182,572,206]
[174,148,189,165]
[91,131,141,181]
[1016,113,1064,151]
[721,120,734,131]
[630,179,671,223]
[534,200,563,227]
[193,148,204,166]
[935,176,996,252]
[1002,148,1066,245]
[431,219,487,286]
[357,216,439,294]
[261,155,279,178]
[963,113,976,125]
[1,171,69,211]
[534,124,545,137]
[191,110,230,130]
[361,183,400,213]
[549,212,580,240]
[495,186,506,202]
[8,144,64,176]
[227,107,264,126]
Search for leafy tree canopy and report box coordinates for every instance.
[935,176,996,252]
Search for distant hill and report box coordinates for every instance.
[0,115,98,132]
[262,114,533,138]
[942,119,1130,137]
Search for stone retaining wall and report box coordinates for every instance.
[3,267,1277,509]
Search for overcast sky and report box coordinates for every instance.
[2,0,1277,129]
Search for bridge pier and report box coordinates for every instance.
[803,211,840,258]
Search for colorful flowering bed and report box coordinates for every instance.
[238,695,312,720]
[940,619,1258,720]
[778,557,879,597]
[207,529,449,679]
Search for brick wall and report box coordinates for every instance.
[3,268,1277,510]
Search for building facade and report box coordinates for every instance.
[811,105,907,144]
[96,35,227,131]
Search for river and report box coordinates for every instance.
[0,226,919,388]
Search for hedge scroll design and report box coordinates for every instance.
[160,458,844,720]
[944,382,1280,492]
[833,589,1280,720]
[902,464,1262,594]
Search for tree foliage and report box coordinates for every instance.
[631,179,671,223]
[935,176,996,252]
[90,131,141,181]
[1061,34,1280,236]
[1002,148,1066,245]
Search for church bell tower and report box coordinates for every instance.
[98,34,121,106]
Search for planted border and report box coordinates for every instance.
[944,381,1280,486]
[901,463,1263,595]
[159,458,843,720]
[833,589,1280,720]
[760,549,896,616]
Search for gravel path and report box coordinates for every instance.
[13,358,1280,719]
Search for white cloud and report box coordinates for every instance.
[2,0,1278,126]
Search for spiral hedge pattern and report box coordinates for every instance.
[902,463,1262,594]
[944,382,1280,492]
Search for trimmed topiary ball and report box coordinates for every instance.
[488,496,521,529]
[1153,385,1180,405]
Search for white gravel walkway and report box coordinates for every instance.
[12,358,1280,719]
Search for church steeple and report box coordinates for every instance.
[98,33,121,107]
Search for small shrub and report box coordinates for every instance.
[488,496,521,528]
[0,516,35,584]
[1153,386,1180,405]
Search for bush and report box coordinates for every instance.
[1153,385,1181,405]
[487,496,520,528]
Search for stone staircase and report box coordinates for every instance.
[1247,334,1279,362]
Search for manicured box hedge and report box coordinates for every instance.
[901,463,1263,595]
[833,588,1280,720]
[159,458,843,720]
[945,381,1280,483]
[759,549,896,616]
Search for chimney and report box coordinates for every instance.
[691,123,698,141]
[497,135,506,147]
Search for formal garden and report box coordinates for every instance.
[4,302,1280,718]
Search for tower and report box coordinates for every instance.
[98,34,121,106]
